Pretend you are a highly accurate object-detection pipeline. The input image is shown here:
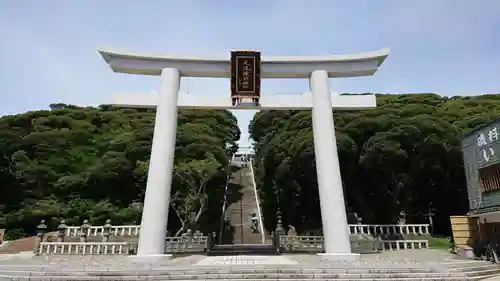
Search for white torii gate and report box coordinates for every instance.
[98,47,389,260]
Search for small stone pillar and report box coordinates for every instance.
[206,232,215,253]
[287,225,298,251]
[398,210,406,225]
[102,219,112,242]
[185,229,193,244]
[35,220,47,254]
[354,212,363,225]
[270,231,277,249]
[79,220,90,242]
[274,211,285,253]
[57,220,67,242]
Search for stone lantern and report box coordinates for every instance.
[57,220,67,242]
[35,220,47,254]
[79,220,90,242]
[37,220,47,241]
[102,219,112,242]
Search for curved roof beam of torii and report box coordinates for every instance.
[97,47,390,79]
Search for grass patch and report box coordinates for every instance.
[428,236,452,250]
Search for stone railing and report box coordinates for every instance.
[38,235,208,255]
[33,220,207,255]
[39,242,132,255]
[349,224,430,236]
[31,219,429,255]
[248,158,266,244]
[65,225,140,237]
[278,235,429,253]
[165,236,208,253]
[382,240,429,251]
[63,223,430,238]
[275,223,430,254]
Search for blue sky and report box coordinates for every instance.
[1,0,500,146]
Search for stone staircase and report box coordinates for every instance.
[208,244,277,256]
[446,259,500,279]
[224,166,262,245]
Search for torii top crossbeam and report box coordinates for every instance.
[98,47,389,78]
[97,48,389,110]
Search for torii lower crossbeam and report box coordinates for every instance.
[113,69,376,261]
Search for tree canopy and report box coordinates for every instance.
[0,104,240,239]
[2,93,498,239]
[249,93,500,235]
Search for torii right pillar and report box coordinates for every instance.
[310,70,358,260]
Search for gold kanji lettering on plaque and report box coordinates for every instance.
[230,50,261,97]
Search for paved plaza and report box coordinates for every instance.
[195,255,299,266]
[0,249,482,269]
[0,249,461,268]
[0,250,497,280]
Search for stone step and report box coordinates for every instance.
[475,273,500,281]
[225,166,262,245]
[0,266,453,274]
[0,270,470,279]
[461,267,500,277]
[0,268,492,280]
[208,244,277,256]
[449,263,499,272]
[3,261,488,276]
[0,277,472,281]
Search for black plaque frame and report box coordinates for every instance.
[230,50,261,98]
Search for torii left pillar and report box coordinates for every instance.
[136,68,180,256]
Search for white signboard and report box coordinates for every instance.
[477,127,499,163]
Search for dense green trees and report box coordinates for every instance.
[2,93,498,240]
[0,104,239,239]
[250,94,500,235]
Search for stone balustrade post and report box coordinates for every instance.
[398,210,406,225]
[355,213,363,225]
[271,231,280,253]
[102,219,112,242]
[287,225,298,251]
[186,229,193,245]
[275,211,286,241]
[79,220,90,242]
[57,220,67,242]
[206,231,212,250]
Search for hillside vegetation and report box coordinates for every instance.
[250,93,500,235]
[1,93,498,239]
[0,104,240,239]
